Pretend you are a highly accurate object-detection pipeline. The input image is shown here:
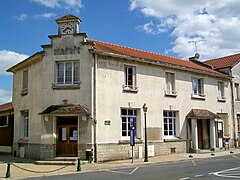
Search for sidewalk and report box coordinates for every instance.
[0,148,240,179]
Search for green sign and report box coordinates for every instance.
[104,120,111,125]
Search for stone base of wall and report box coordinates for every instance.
[97,141,186,162]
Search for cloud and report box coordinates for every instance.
[31,0,83,12]
[14,14,28,21]
[129,0,240,60]
[0,89,12,104]
[34,12,56,19]
[0,50,29,75]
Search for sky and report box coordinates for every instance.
[1,0,240,104]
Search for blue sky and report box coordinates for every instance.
[1,0,240,104]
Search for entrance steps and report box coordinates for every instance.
[35,157,88,166]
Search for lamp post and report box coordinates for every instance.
[143,103,148,162]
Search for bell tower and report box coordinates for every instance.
[55,14,81,35]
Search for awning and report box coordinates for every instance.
[39,104,90,115]
[186,109,220,119]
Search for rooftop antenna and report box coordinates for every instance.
[188,39,206,54]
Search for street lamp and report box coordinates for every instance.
[142,103,148,162]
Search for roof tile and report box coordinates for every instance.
[0,102,13,113]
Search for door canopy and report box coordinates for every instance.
[186,109,220,119]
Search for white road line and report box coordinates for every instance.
[195,174,204,177]
[179,177,189,180]
[211,167,240,178]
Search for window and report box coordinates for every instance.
[21,70,28,95]
[235,83,240,101]
[121,109,137,138]
[217,81,226,101]
[56,61,79,85]
[237,114,240,137]
[192,77,205,98]
[123,65,137,92]
[0,116,8,127]
[163,111,176,138]
[165,72,177,96]
[21,111,29,139]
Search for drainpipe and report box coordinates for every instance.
[230,77,236,147]
[93,53,97,162]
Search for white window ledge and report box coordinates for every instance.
[164,90,177,97]
[217,96,226,102]
[191,94,206,100]
[122,85,138,93]
[52,82,81,89]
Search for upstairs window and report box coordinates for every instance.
[56,61,79,86]
[192,77,205,98]
[21,70,28,95]
[123,65,137,92]
[165,72,177,96]
[235,83,240,101]
[218,81,226,101]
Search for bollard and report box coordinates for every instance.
[5,162,11,178]
[77,158,81,172]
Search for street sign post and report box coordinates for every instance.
[130,118,135,163]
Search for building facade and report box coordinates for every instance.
[205,55,240,147]
[8,14,233,161]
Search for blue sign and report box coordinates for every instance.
[130,118,135,146]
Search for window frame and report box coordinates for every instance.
[163,111,177,139]
[123,65,138,92]
[53,61,80,88]
[121,108,138,140]
[191,77,205,99]
[0,116,8,128]
[21,69,28,95]
[217,81,226,101]
[165,72,177,96]
[235,83,240,101]
[20,110,29,140]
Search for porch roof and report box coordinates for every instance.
[39,104,90,115]
[186,109,220,119]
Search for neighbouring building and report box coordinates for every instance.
[7,14,233,161]
[205,54,240,147]
[0,102,14,154]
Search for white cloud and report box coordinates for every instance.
[14,14,28,21]
[31,0,83,12]
[0,89,12,104]
[0,50,29,75]
[129,0,240,60]
[31,0,60,8]
[34,12,56,19]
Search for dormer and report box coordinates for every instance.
[55,14,81,35]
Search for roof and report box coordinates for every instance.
[88,39,225,77]
[0,102,13,113]
[39,104,90,115]
[204,53,240,69]
[186,109,220,119]
[55,14,81,23]
[7,51,43,73]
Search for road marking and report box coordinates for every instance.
[195,174,204,178]
[211,166,240,178]
[192,160,196,166]
[105,166,139,175]
[179,177,189,180]
[232,155,240,160]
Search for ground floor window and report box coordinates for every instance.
[163,111,176,139]
[121,108,137,138]
[0,116,8,127]
[20,111,29,139]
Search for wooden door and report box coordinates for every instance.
[56,125,78,156]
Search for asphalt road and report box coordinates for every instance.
[26,154,240,180]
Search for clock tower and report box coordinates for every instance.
[55,14,81,35]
